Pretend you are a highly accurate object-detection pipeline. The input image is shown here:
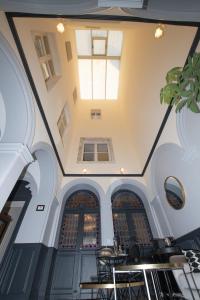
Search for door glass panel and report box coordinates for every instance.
[82,213,99,249]
[113,213,129,248]
[59,214,79,249]
[132,213,152,246]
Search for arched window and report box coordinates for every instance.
[112,190,152,249]
[59,190,100,249]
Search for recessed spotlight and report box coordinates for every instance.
[57,22,65,33]
[82,168,87,174]
[155,24,165,39]
[120,167,125,174]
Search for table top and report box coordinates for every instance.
[97,254,128,259]
[115,262,183,271]
[155,246,181,255]
[80,281,144,289]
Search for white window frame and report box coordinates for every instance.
[77,138,114,163]
[57,104,70,142]
[33,32,59,90]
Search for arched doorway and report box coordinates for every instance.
[49,190,100,299]
[112,190,153,258]
[59,190,100,250]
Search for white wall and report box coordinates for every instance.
[121,24,196,168]
[1,12,199,246]
[14,17,77,167]
[145,103,200,239]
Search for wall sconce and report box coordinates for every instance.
[120,167,125,174]
[57,22,65,33]
[155,24,165,39]
[82,168,87,174]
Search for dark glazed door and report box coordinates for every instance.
[49,190,100,299]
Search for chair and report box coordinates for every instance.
[170,255,200,299]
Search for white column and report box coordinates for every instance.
[100,195,114,246]
[0,143,33,211]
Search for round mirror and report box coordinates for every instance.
[164,176,185,209]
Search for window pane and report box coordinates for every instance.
[132,213,152,246]
[82,214,99,248]
[92,30,107,38]
[107,31,123,56]
[78,59,92,99]
[98,153,109,161]
[48,60,55,76]
[106,60,120,100]
[93,59,106,99]
[41,62,50,81]
[83,153,94,161]
[97,143,108,152]
[84,143,94,152]
[113,213,130,248]
[34,36,45,57]
[76,30,92,56]
[59,214,79,249]
[43,35,50,55]
[93,39,106,55]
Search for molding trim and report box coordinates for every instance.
[5,12,200,177]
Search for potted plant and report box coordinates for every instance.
[160,52,200,113]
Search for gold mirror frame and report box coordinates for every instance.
[164,176,185,210]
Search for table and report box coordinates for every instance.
[155,246,181,261]
[97,254,128,282]
[113,262,196,300]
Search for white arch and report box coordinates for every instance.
[31,142,59,200]
[15,142,59,245]
[106,179,160,238]
[52,178,106,248]
[0,32,35,146]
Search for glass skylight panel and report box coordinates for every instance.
[92,30,107,38]
[106,60,120,99]
[93,59,106,99]
[93,39,106,55]
[78,59,92,99]
[107,31,123,56]
[76,30,91,56]
[75,29,123,100]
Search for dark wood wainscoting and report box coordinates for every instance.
[0,243,55,300]
[47,249,97,300]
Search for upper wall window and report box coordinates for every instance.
[65,41,73,62]
[34,33,59,90]
[78,138,114,162]
[57,104,69,141]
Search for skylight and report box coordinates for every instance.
[75,29,123,100]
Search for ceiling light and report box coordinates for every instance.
[82,168,87,174]
[57,23,65,33]
[120,167,125,174]
[155,24,165,39]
